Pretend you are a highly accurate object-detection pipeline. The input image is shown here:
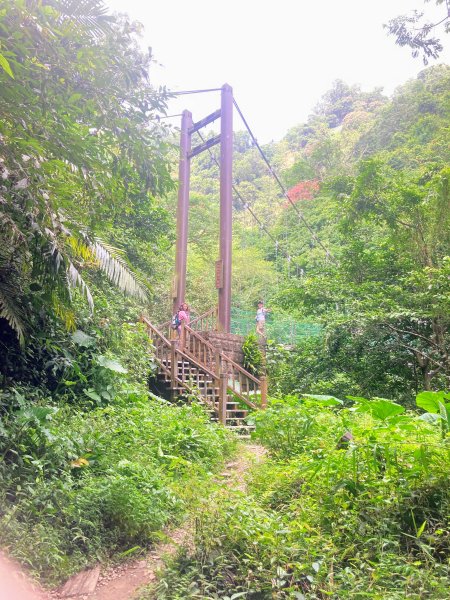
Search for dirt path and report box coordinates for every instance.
[0,551,49,600]
[53,442,266,600]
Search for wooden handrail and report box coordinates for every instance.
[141,316,171,346]
[183,322,217,353]
[141,317,219,409]
[189,306,216,326]
[142,315,267,413]
[183,322,261,410]
[219,351,260,385]
[189,306,218,332]
[142,317,218,380]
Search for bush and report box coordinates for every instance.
[0,395,236,584]
[242,332,264,376]
[148,394,450,599]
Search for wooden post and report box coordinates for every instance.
[173,110,192,314]
[170,340,177,399]
[218,84,233,333]
[215,352,221,378]
[180,321,186,352]
[219,373,227,425]
[260,375,268,409]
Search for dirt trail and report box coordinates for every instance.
[0,551,49,600]
[0,444,265,600]
[54,443,266,600]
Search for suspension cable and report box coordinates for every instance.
[233,98,335,261]
[171,88,222,95]
[195,130,279,245]
[194,130,301,266]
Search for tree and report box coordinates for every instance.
[385,0,450,64]
[0,0,174,344]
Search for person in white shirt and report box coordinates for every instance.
[255,300,269,336]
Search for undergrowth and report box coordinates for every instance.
[146,392,450,599]
[0,393,236,584]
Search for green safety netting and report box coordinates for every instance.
[230,307,322,345]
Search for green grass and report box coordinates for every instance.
[0,394,236,585]
[144,395,450,599]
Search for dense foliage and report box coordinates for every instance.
[202,67,450,402]
[0,0,228,586]
[0,0,174,364]
[150,394,450,599]
[0,391,235,583]
[0,0,449,594]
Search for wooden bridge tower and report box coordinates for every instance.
[173,83,233,333]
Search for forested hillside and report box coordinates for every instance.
[184,67,450,401]
[0,1,449,598]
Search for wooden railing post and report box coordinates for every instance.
[260,375,268,409]
[180,321,186,351]
[219,373,227,425]
[170,340,177,398]
[215,353,221,379]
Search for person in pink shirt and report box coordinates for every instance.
[177,302,190,336]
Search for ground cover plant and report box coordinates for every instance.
[149,392,450,599]
[1,1,449,596]
[0,392,236,584]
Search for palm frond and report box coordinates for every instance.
[52,293,77,331]
[47,0,114,37]
[0,276,26,346]
[66,235,96,262]
[0,210,26,249]
[91,239,149,302]
[67,262,94,312]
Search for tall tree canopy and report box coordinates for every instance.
[0,0,174,346]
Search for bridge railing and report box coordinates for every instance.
[141,317,219,410]
[181,322,267,410]
[189,306,218,332]
[143,314,267,413]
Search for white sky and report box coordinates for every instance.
[106,0,449,142]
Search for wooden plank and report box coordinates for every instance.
[189,109,221,133]
[188,135,221,158]
[59,565,100,597]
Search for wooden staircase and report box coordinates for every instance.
[141,314,267,435]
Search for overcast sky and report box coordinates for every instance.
[106,0,449,142]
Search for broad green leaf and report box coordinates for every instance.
[72,329,95,347]
[97,355,128,373]
[346,395,370,403]
[416,391,449,414]
[357,398,405,420]
[303,394,343,406]
[83,389,102,402]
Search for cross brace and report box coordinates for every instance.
[189,109,221,134]
[188,134,221,159]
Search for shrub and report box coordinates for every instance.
[242,332,264,376]
[148,394,450,599]
[0,395,236,584]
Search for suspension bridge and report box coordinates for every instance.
[143,84,326,434]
